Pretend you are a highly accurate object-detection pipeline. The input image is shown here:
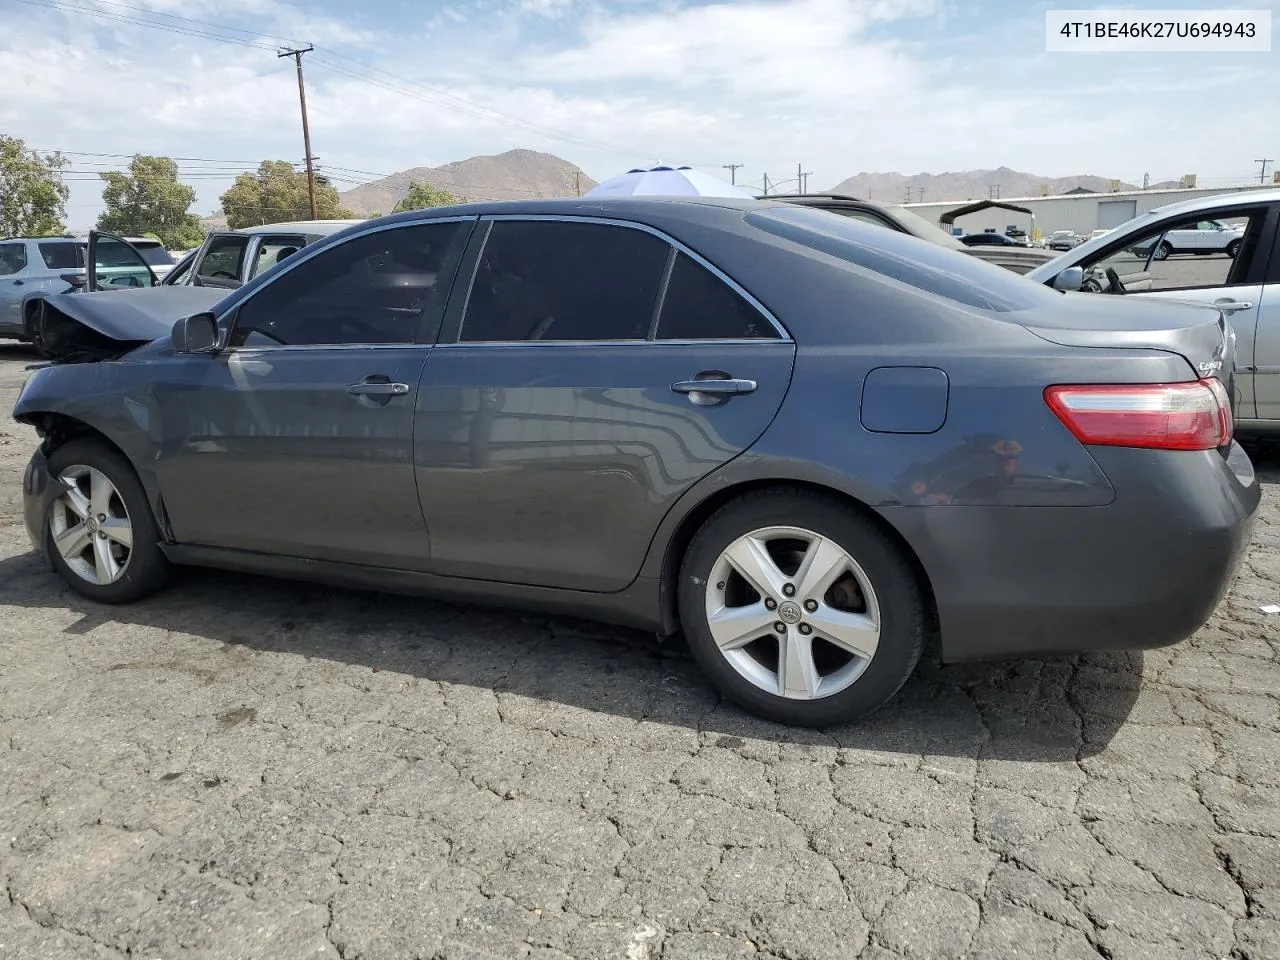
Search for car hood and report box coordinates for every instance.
[39,285,228,343]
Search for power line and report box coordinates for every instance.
[14,0,663,162]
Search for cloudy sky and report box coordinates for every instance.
[2,0,1276,227]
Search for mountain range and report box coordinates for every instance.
[337,149,597,215]
[333,153,1178,214]
[827,166,1181,204]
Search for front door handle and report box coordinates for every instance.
[1214,299,1255,314]
[672,377,758,396]
[347,380,410,396]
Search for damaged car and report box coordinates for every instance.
[11,198,1260,728]
[14,220,363,357]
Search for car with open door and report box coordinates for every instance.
[17,221,365,357]
[11,198,1259,728]
[1026,189,1280,432]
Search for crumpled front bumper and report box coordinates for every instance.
[22,446,57,569]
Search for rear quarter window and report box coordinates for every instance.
[38,241,85,269]
[746,206,1060,312]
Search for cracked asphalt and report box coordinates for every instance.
[1,343,1279,960]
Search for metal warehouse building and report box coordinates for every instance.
[902,182,1279,240]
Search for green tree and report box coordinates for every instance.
[220,160,353,229]
[97,155,206,250]
[393,181,459,213]
[0,135,69,237]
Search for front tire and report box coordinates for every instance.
[677,489,926,727]
[1153,241,1172,261]
[44,438,170,604]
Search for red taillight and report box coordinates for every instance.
[1045,378,1233,451]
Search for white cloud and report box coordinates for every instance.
[1,0,1274,227]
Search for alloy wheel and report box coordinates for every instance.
[49,465,134,585]
[703,525,881,700]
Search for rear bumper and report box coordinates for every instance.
[887,440,1260,661]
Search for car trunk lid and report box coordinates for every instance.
[1018,291,1229,381]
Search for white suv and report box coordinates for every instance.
[1141,219,1245,260]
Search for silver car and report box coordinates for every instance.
[1026,188,1280,431]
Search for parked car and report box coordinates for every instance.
[0,235,173,340]
[1128,219,1246,260]
[1048,230,1080,251]
[1027,188,1280,432]
[1,236,90,338]
[16,220,363,356]
[13,198,1257,727]
[761,194,1055,274]
[959,232,1028,248]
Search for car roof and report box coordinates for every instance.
[233,219,367,236]
[1145,187,1280,218]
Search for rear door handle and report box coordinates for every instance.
[347,380,410,396]
[672,378,758,396]
[1214,299,1254,314]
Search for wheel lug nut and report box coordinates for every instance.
[804,599,818,612]
[782,583,795,597]
[716,581,725,590]
[764,598,777,610]
[798,623,812,635]
[773,622,786,634]
[97,514,106,521]
[98,532,107,539]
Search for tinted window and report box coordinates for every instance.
[38,241,85,269]
[229,221,467,347]
[134,243,175,266]
[747,206,1060,312]
[197,235,251,287]
[0,243,25,276]
[460,220,669,342]
[656,253,778,340]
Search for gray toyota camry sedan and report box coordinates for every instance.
[13,198,1259,727]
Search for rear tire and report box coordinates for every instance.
[1153,241,1172,260]
[44,438,170,604]
[677,489,926,727]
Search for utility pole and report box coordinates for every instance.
[762,172,770,196]
[574,171,581,196]
[1143,171,1150,189]
[918,186,925,202]
[722,163,743,185]
[1257,158,1273,184]
[796,163,812,194]
[278,45,318,220]
[904,186,913,203]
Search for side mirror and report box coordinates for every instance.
[1052,266,1084,291]
[171,312,219,354]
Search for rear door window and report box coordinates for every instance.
[459,219,669,341]
[196,235,251,287]
[248,235,308,279]
[38,241,86,269]
[656,252,779,340]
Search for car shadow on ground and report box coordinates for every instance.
[3,436,1276,764]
